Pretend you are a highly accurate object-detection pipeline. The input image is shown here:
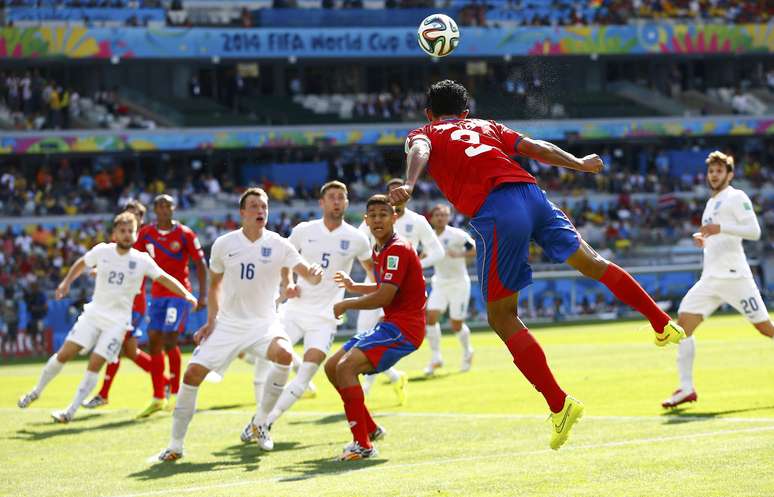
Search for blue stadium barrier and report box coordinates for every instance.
[254,8,451,28]
[7,7,166,24]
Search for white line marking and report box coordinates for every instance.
[103,424,774,497]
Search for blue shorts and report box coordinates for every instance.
[148,297,192,334]
[342,322,418,374]
[469,183,580,302]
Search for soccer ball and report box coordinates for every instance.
[417,14,460,57]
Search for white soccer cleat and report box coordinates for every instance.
[83,395,108,409]
[661,389,698,409]
[369,425,386,442]
[157,448,183,462]
[423,360,443,376]
[255,423,274,451]
[51,410,73,424]
[460,351,474,372]
[17,391,39,409]
[240,420,256,443]
[337,441,377,461]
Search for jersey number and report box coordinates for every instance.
[321,253,331,269]
[240,263,255,280]
[740,297,759,314]
[451,129,494,158]
[108,271,125,285]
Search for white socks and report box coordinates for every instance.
[66,370,98,418]
[253,357,271,407]
[426,323,442,362]
[255,363,290,425]
[290,351,303,373]
[266,361,319,426]
[170,383,199,452]
[458,324,473,356]
[34,354,65,395]
[677,335,696,392]
[362,373,376,394]
[384,367,401,383]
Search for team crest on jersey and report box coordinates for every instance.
[340,240,350,250]
[128,260,137,270]
[387,255,399,270]
[261,246,272,258]
[405,224,414,233]
[170,241,181,252]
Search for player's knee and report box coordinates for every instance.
[273,347,293,366]
[183,366,206,386]
[324,357,338,385]
[450,320,463,332]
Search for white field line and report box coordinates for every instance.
[103,424,774,497]
[3,407,774,424]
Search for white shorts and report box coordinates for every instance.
[428,279,471,321]
[282,313,337,354]
[356,308,384,333]
[65,313,126,363]
[189,319,288,377]
[678,277,769,323]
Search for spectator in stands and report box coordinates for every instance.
[1,286,20,355]
[24,280,47,354]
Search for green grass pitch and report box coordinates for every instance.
[2,314,773,497]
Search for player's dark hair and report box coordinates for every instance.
[366,194,395,213]
[320,180,348,197]
[122,199,146,222]
[112,211,138,231]
[706,150,734,173]
[385,178,405,191]
[426,79,469,117]
[239,187,269,209]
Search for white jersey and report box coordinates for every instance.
[281,219,371,323]
[700,186,761,279]
[209,229,303,330]
[432,226,475,283]
[82,243,162,328]
[358,207,443,272]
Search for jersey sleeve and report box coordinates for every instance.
[492,121,525,156]
[82,243,104,268]
[281,238,304,269]
[723,191,762,240]
[142,252,164,280]
[183,227,205,262]
[355,230,372,262]
[287,223,304,251]
[209,237,226,274]
[416,215,444,268]
[404,126,432,154]
[381,245,411,287]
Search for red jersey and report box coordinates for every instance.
[131,224,148,314]
[373,234,427,346]
[405,118,536,217]
[136,222,204,298]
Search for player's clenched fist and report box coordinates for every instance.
[55,282,70,300]
[332,300,348,320]
[580,154,604,174]
[193,322,214,345]
[388,184,413,205]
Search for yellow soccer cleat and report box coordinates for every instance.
[301,381,317,400]
[392,371,408,406]
[654,320,685,347]
[549,395,584,450]
[136,399,166,419]
[164,395,176,412]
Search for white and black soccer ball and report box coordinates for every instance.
[417,14,460,57]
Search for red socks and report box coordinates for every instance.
[338,385,372,448]
[133,350,152,372]
[98,359,121,399]
[150,353,166,400]
[166,346,182,395]
[598,263,670,333]
[506,329,566,413]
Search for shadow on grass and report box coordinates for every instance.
[202,403,254,412]
[287,413,345,427]
[407,371,461,383]
[10,412,167,441]
[661,404,774,424]
[275,456,387,482]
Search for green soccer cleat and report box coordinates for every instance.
[392,371,408,406]
[549,395,584,450]
[136,399,166,419]
[655,320,686,347]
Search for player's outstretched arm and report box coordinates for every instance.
[390,140,431,205]
[155,272,198,307]
[55,256,87,300]
[333,284,398,319]
[518,136,603,174]
[293,262,323,285]
[193,258,208,311]
[334,270,378,295]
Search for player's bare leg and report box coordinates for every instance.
[19,340,81,408]
[159,362,209,461]
[53,352,106,423]
[86,335,151,408]
[566,240,683,346]
[326,347,379,460]
[265,347,325,427]
[488,293,582,449]
[244,337,292,451]
[424,309,444,375]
